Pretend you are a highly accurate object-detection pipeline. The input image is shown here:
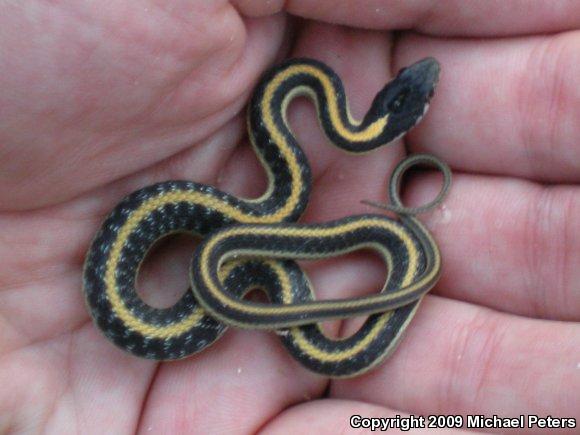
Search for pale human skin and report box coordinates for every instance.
[1,1,579,434]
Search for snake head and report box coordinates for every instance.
[364,57,440,144]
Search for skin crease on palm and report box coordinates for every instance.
[1,0,580,433]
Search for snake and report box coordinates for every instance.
[83,57,449,377]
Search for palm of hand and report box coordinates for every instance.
[1,2,579,433]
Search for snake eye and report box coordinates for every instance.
[388,89,409,113]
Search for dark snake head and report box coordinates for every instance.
[364,57,440,145]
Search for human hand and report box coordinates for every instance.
[1,1,578,433]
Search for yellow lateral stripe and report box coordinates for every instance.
[277,248,403,362]
[290,314,392,362]
[265,64,389,142]
[199,219,423,316]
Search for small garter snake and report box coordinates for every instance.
[83,57,449,377]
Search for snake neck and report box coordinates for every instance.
[246,58,393,222]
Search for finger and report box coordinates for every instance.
[332,296,580,428]
[137,328,327,433]
[394,171,580,321]
[394,31,580,183]
[276,0,580,37]
[258,399,475,434]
